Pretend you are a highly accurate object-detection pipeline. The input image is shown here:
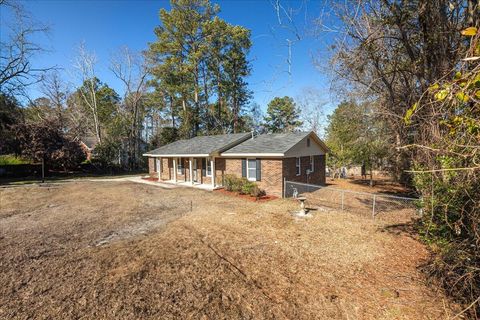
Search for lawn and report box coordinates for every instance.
[0,181,455,319]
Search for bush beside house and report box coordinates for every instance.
[224,174,266,198]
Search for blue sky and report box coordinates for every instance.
[3,0,338,116]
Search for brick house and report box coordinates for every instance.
[143,131,329,197]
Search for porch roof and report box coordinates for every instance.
[143,132,252,157]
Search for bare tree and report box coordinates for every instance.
[40,71,69,127]
[296,87,327,137]
[110,47,148,168]
[0,0,53,97]
[73,43,102,144]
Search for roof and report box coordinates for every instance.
[80,136,98,149]
[222,131,315,156]
[144,132,252,156]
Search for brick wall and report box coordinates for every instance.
[259,159,283,196]
[283,155,326,185]
[148,157,156,178]
[224,158,284,197]
[148,155,325,196]
[161,158,171,180]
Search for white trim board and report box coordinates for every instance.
[220,153,284,157]
[143,153,209,157]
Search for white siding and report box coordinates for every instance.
[284,135,326,157]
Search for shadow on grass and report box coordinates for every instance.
[380,220,420,238]
[0,170,145,186]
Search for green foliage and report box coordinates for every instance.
[325,101,388,179]
[224,174,265,197]
[92,140,121,168]
[224,174,243,192]
[241,180,255,195]
[0,155,30,165]
[263,96,303,133]
[147,0,252,136]
[149,127,179,148]
[250,184,266,198]
[0,94,23,154]
[407,31,480,313]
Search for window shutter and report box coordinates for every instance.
[202,158,206,176]
[241,159,246,177]
[256,159,261,181]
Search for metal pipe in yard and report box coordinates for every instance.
[372,195,376,219]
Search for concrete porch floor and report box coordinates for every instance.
[161,179,218,191]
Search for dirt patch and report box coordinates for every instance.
[0,181,457,319]
[327,176,413,197]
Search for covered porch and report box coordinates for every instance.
[151,155,221,189]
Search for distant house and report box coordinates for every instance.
[79,136,98,161]
[143,131,329,197]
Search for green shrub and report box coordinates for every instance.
[250,185,266,198]
[224,174,238,192]
[241,180,255,195]
[224,174,266,198]
[224,174,245,192]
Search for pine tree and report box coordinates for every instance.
[264,96,303,133]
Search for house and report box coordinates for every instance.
[79,136,98,161]
[143,131,329,197]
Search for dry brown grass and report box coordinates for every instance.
[0,181,456,319]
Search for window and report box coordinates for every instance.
[177,157,184,174]
[309,156,314,172]
[295,157,301,176]
[247,159,257,181]
[206,157,212,176]
[307,138,311,147]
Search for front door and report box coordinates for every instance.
[193,159,198,182]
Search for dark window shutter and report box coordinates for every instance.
[256,159,261,181]
[241,159,246,177]
[202,158,206,176]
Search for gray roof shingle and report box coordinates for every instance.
[222,132,311,155]
[144,132,252,156]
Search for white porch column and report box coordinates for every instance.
[211,157,215,188]
[173,158,177,182]
[189,157,194,185]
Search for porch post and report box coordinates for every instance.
[189,157,194,185]
[211,157,215,188]
[173,158,177,182]
[158,157,161,181]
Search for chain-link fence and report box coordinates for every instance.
[284,180,421,219]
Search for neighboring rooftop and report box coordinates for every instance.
[222,132,313,155]
[144,132,251,156]
[80,136,98,149]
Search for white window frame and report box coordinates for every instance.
[309,155,314,172]
[295,157,301,176]
[177,157,184,174]
[246,158,257,181]
[205,157,212,177]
